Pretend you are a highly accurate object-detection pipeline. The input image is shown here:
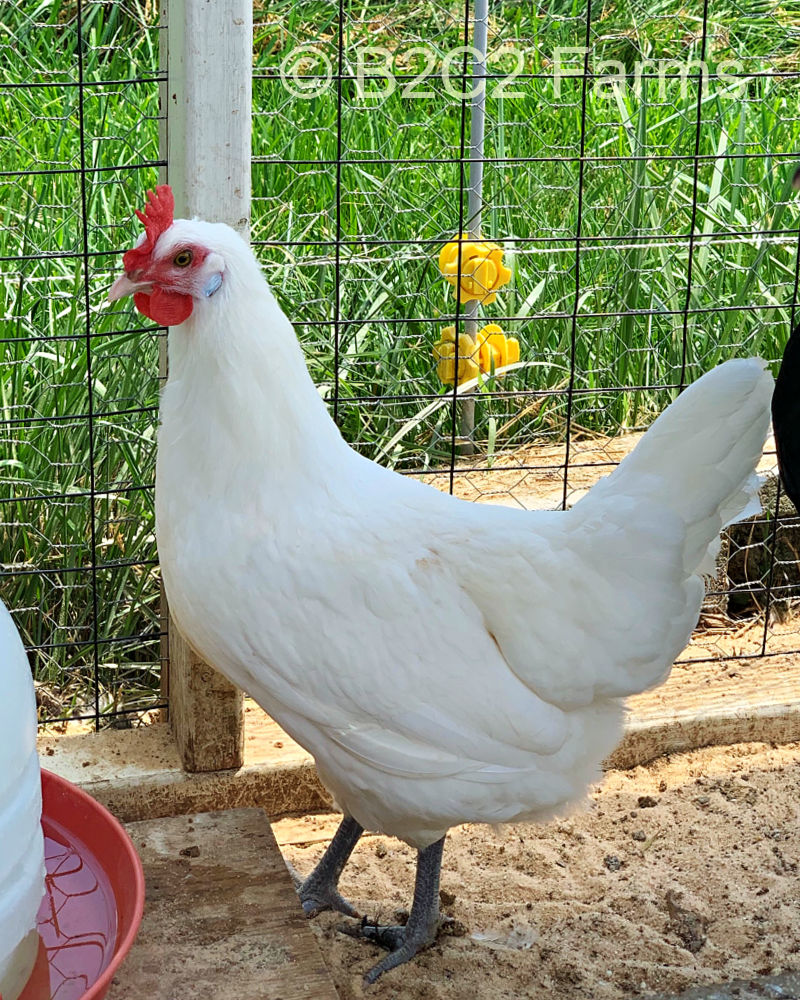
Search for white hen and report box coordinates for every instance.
[110,187,773,982]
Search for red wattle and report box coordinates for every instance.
[133,288,193,326]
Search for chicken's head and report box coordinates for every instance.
[108,185,227,326]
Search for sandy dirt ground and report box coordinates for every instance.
[278,740,800,1000]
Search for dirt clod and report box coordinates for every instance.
[666,889,709,954]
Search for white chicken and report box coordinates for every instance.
[110,187,773,983]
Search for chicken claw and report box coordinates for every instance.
[301,887,360,919]
[350,916,440,985]
[344,836,446,984]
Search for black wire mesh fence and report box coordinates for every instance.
[1,1,165,727]
[249,0,800,667]
[2,0,800,730]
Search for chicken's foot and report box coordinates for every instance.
[298,814,364,918]
[346,834,446,984]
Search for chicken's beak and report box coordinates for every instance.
[108,273,152,302]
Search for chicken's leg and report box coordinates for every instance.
[298,814,364,918]
[350,835,446,984]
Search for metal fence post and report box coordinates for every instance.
[458,0,489,453]
[160,0,252,772]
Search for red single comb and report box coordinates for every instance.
[122,185,175,272]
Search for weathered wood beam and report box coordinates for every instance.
[157,0,253,770]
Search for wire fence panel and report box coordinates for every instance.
[253,2,799,462]
[252,1,800,667]
[2,0,799,730]
[1,2,164,728]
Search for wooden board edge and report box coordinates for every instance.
[40,697,800,824]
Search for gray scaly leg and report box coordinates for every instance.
[298,814,364,918]
[348,834,446,984]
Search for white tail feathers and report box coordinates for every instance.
[585,358,774,576]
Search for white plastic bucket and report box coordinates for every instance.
[0,603,45,1000]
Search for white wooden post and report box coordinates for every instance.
[167,0,252,235]
[160,0,252,772]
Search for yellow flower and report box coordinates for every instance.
[438,235,512,305]
[433,325,520,384]
[432,326,480,384]
[475,324,520,374]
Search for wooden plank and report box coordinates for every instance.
[156,2,170,727]
[158,0,252,771]
[106,809,339,1000]
[39,711,331,824]
[168,627,244,772]
[609,655,800,769]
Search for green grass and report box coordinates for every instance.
[1,1,163,719]
[2,0,799,720]
[250,0,800,465]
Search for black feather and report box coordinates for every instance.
[772,322,800,511]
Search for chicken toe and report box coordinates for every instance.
[301,885,360,919]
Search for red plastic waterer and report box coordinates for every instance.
[18,770,145,1000]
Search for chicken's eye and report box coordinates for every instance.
[173,249,193,268]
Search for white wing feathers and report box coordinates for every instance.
[262,358,773,758]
